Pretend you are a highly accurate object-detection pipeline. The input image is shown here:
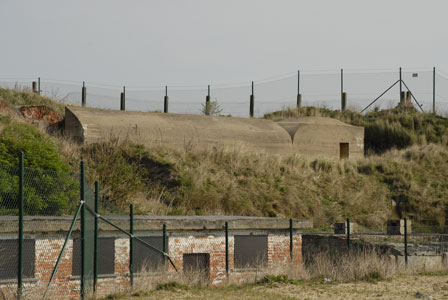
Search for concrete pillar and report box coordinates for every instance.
[341,92,347,112]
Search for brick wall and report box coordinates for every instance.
[0,230,303,300]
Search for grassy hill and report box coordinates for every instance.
[1,87,448,228]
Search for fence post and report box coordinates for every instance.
[340,69,344,111]
[80,161,86,300]
[225,221,229,281]
[250,81,254,118]
[404,218,408,266]
[93,181,99,292]
[346,218,351,251]
[38,77,41,95]
[297,70,302,108]
[32,81,38,94]
[82,82,87,108]
[205,85,211,115]
[162,224,167,266]
[164,86,169,113]
[399,67,402,100]
[17,152,24,300]
[433,67,436,114]
[120,86,126,111]
[341,92,347,112]
[289,218,294,261]
[129,204,134,288]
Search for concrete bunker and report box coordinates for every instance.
[64,107,364,159]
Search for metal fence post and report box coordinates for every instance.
[38,77,41,95]
[162,224,167,266]
[399,67,402,100]
[129,204,134,288]
[120,86,126,111]
[93,181,99,292]
[433,67,436,114]
[18,152,24,300]
[289,218,294,261]
[82,82,87,108]
[297,70,302,108]
[164,86,169,113]
[205,85,211,115]
[346,218,351,251]
[340,69,344,111]
[225,221,229,280]
[80,161,86,300]
[404,218,408,266]
[250,81,254,118]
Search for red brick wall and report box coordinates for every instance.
[0,232,302,299]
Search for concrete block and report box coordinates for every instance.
[387,219,411,235]
[334,222,357,235]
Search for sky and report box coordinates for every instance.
[0,0,447,88]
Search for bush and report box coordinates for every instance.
[0,122,78,215]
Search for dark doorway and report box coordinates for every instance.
[234,235,268,269]
[183,253,210,283]
[340,143,349,159]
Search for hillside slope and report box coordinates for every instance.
[1,88,448,227]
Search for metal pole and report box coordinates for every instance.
[80,161,85,300]
[341,69,344,97]
[93,181,99,292]
[42,202,84,300]
[225,221,229,280]
[18,152,24,300]
[433,67,436,114]
[162,224,167,266]
[289,218,293,261]
[298,70,300,95]
[164,86,169,113]
[129,204,134,288]
[399,67,402,100]
[82,82,86,108]
[250,81,254,118]
[120,86,126,111]
[404,218,408,266]
[38,77,41,95]
[205,85,211,115]
[346,218,351,251]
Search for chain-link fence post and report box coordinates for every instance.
[163,224,167,267]
[17,152,24,300]
[164,86,169,113]
[93,181,99,292]
[80,161,86,300]
[289,218,293,261]
[225,221,229,281]
[404,218,408,266]
[129,204,134,288]
[433,67,436,114]
[346,218,351,251]
[250,81,254,118]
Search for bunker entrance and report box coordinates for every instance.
[340,143,349,159]
[183,253,210,283]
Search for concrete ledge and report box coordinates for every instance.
[0,216,312,234]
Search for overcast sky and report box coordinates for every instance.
[0,0,447,87]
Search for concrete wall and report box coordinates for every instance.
[64,107,365,159]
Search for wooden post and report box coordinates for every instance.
[164,86,169,113]
[120,86,125,111]
[341,92,347,112]
[250,81,254,118]
[32,81,38,94]
[205,85,211,115]
[81,82,86,107]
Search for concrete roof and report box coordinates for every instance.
[0,216,312,233]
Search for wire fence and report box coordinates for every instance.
[1,68,448,117]
[2,157,448,300]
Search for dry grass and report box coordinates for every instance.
[100,250,448,300]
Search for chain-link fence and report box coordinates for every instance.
[1,68,448,117]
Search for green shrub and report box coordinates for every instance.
[0,122,78,215]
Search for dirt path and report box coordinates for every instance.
[119,273,448,300]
